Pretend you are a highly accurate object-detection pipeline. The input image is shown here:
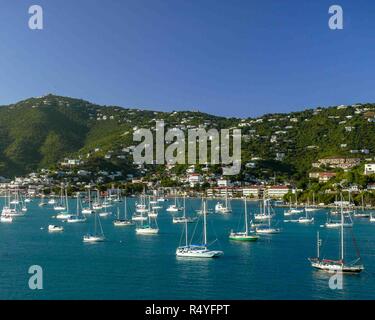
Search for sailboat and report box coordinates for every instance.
[83,211,105,242]
[325,205,353,228]
[255,196,275,220]
[135,207,159,235]
[215,189,232,214]
[82,186,95,214]
[67,194,87,223]
[305,193,319,212]
[370,212,375,222]
[132,194,148,221]
[297,209,314,224]
[229,198,259,241]
[255,198,280,234]
[173,196,197,224]
[176,199,223,258]
[114,197,135,226]
[309,200,364,273]
[284,195,303,216]
[354,193,370,218]
[92,190,103,210]
[39,194,47,207]
[54,185,67,211]
[98,199,112,217]
[2,190,24,217]
[0,191,13,223]
[167,196,183,212]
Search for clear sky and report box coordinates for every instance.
[0,0,374,117]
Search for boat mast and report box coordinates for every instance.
[88,186,91,209]
[124,196,127,219]
[76,193,79,218]
[244,198,248,236]
[65,188,69,212]
[184,195,188,246]
[340,195,344,262]
[317,231,320,259]
[203,199,207,246]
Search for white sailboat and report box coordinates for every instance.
[82,186,95,214]
[173,196,197,224]
[176,199,223,258]
[67,194,87,223]
[284,195,303,216]
[256,198,280,234]
[132,194,148,221]
[305,193,319,212]
[215,189,232,214]
[135,206,159,235]
[309,199,364,273]
[54,185,67,211]
[83,211,105,242]
[353,193,370,218]
[114,197,135,226]
[2,190,24,217]
[325,207,353,228]
[255,196,275,220]
[166,197,183,212]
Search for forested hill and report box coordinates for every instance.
[0,94,374,180]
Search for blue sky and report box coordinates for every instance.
[0,0,374,117]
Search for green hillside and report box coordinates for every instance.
[0,95,375,181]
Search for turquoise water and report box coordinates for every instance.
[0,198,374,300]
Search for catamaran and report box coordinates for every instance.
[67,194,87,223]
[83,211,105,242]
[176,199,223,258]
[114,197,135,226]
[309,200,364,273]
[229,198,259,241]
[215,189,232,214]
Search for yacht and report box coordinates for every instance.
[215,189,232,214]
[229,198,259,241]
[176,199,223,258]
[48,225,64,232]
[114,198,135,226]
[83,211,105,243]
[309,198,364,273]
[67,194,87,223]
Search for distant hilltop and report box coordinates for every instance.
[0,94,375,182]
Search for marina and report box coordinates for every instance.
[0,196,374,299]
